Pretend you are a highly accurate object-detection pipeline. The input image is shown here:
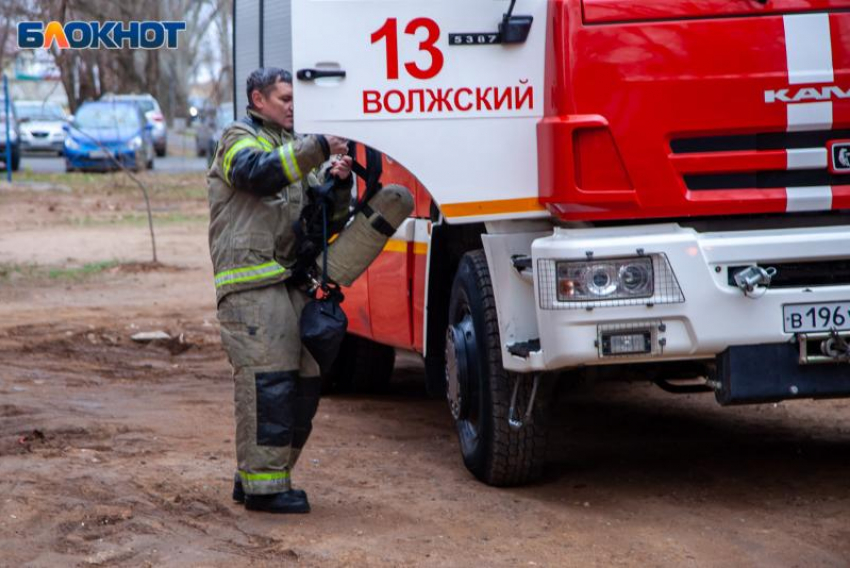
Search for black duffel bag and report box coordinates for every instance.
[300,285,347,374]
[299,196,348,374]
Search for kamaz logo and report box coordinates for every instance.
[765,85,850,104]
[17,21,186,50]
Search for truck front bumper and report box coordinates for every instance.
[486,221,850,372]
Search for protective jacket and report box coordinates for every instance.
[207,108,352,303]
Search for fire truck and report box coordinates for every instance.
[233,0,850,486]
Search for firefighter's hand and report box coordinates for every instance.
[330,155,353,179]
[325,135,349,155]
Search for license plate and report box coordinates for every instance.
[89,149,110,159]
[783,301,850,333]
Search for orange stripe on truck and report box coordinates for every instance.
[382,240,429,255]
[441,197,546,218]
[383,240,407,253]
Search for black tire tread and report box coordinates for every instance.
[463,250,548,487]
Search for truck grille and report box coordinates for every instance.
[671,129,850,192]
[728,260,850,289]
[684,170,847,191]
[671,129,850,154]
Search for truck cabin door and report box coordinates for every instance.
[291,0,549,224]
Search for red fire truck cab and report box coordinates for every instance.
[234,0,850,486]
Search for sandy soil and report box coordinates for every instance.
[1,175,850,567]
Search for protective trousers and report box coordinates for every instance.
[218,283,320,494]
[217,184,414,495]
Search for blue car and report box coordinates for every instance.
[64,101,154,172]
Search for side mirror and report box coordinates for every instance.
[62,123,70,132]
[499,15,533,44]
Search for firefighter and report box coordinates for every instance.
[207,68,413,514]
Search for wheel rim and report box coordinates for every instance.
[446,302,481,448]
[445,325,465,420]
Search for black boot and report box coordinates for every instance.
[232,474,306,503]
[245,490,311,514]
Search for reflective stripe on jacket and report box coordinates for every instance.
[207,108,350,304]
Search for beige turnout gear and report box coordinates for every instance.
[207,109,336,304]
[208,107,414,495]
[218,284,321,493]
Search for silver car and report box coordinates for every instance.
[100,93,167,157]
[15,100,68,155]
[196,102,234,161]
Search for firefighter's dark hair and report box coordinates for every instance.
[246,68,293,109]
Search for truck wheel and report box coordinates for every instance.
[10,150,20,172]
[446,250,549,486]
[324,334,395,393]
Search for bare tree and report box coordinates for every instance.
[160,0,227,120]
[1,0,37,73]
[22,0,225,120]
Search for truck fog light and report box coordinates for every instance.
[556,257,654,302]
[601,330,652,356]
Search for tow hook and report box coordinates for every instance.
[508,373,540,430]
[822,329,850,362]
[797,330,850,364]
[733,265,777,298]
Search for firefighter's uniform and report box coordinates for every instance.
[207,108,413,495]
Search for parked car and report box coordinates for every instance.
[15,100,68,155]
[187,95,205,125]
[196,102,233,160]
[0,98,21,171]
[64,100,154,172]
[101,93,167,157]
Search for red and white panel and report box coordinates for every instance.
[783,13,837,212]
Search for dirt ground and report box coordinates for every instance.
[1,173,850,567]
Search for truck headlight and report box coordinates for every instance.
[538,254,683,310]
[557,257,654,302]
[65,136,81,150]
[129,135,143,150]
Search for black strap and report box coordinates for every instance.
[361,204,396,237]
[321,201,329,288]
[347,143,384,217]
[350,159,369,180]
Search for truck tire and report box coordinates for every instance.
[324,334,395,393]
[10,149,20,172]
[447,250,549,486]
